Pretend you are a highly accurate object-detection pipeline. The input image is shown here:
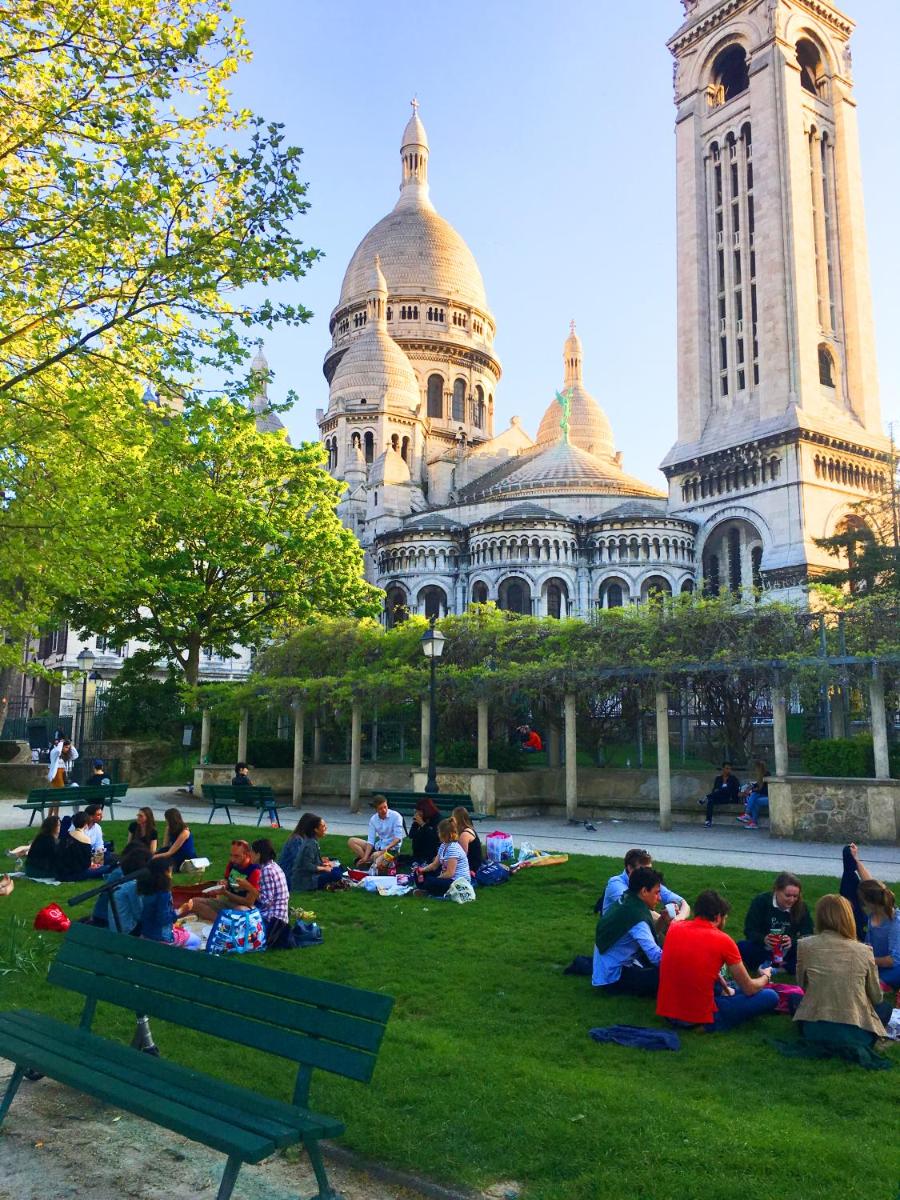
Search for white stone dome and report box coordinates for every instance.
[535,324,615,459]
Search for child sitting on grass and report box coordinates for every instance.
[415,819,470,897]
[138,858,200,949]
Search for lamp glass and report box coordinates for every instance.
[76,647,95,673]
[421,628,446,660]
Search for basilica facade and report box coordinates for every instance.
[319,0,890,625]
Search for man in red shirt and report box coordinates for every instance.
[519,725,543,753]
[657,890,778,1031]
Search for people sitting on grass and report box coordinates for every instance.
[348,794,404,870]
[83,802,108,863]
[699,761,740,827]
[592,867,664,996]
[657,889,778,1031]
[415,819,471,896]
[451,807,483,876]
[839,843,868,941]
[737,761,769,830]
[597,848,690,922]
[138,858,201,949]
[57,812,113,882]
[408,797,441,865]
[857,877,900,993]
[127,807,158,853]
[90,843,153,933]
[189,838,260,922]
[739,871,813,973]
[250,838,292,948]
[783,894,892,1068]
[153,808,196,870]
[9,816,61,879]
[290,813,342,892]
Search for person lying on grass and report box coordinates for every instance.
[597,847,690,921]
[657,889,778,1032]
[138,858,201,949]
[189,839,260,921]
[415,819,471,897]
[592,867,665,997]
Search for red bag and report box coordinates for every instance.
[33,903,71,933]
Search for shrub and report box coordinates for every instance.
[208,735,293,768]
[804,736,874,778]
[488,740,527,773]
[436,739,524,773]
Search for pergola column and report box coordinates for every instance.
[655,688,672,832]
[200,708,211,764]
[237,708,248,763]
[312,716,322,764]
[564,692,577,821]
[477,698,489,770]
[292,703,305,806]
[349,701,362,813]
[420,696,430,769]
[869,669,890,780]
[772,685,789,777]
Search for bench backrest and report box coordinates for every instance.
[49,923,393,1091]
[26,784,126,801]
[203,784,274,801]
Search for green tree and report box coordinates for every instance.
[0,0,319,678]
[813,454,900,595]
[65,399,381,686]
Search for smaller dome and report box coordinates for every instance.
[535,324,615,459]
[251,341,268,373]
[402,105,429,150]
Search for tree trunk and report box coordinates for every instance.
[184,638,202,688]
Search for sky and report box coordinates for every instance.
[228,0,900,489]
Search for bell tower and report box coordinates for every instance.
[661,0,891,600]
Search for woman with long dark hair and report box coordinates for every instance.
[739,872,812,973]
[290,813,341,892]
[153,808,196,870]
[408,796,441,865]
[127,807,158,853]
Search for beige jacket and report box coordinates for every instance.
[793,930,886,1036]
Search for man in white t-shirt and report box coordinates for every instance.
[83,802,106,859]
[348,795,404,869]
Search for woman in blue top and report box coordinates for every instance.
[153,808,196,870]
[858,876,900,990]
[415,819,470,897]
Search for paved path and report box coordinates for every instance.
[3,786,896,879]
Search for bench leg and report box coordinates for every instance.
[304,1139,344,1200]
[0,1065,25,1126]
[28,808,39,827]
[215,1154,242,1200]
[225,806,232,825]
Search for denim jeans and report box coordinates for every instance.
[712,987,779,1029]
[745,790,769,821]
[738,937,798,975]
[878,961,900,989]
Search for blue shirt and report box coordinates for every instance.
[438,841,470,882]
[867,911,900,966]
[141,891,177,943]
[592,921,662,987]
[91,869,143,933]
[601,870,685,915]
[367,809,405,852]
[277,835,304,881]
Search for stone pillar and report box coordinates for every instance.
[477,698,489,770]
[292,705,304,807]
[548,720,561,769]
[869,671,890,781]
[655,688,672,832]
[772,686,789,778]
[420,696,430,770]
[829,692,846,740]
[237,708,248,763]
[349,702,362,813]
[312,716,322,764]
[564,693,577,821]
[200,708,211,765]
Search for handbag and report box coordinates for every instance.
[205,907,266,955]
[293,919,323,947]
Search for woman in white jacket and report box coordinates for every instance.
[47,738,78,815]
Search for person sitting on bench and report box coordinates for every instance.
[232,761,278,828]
[699,762,740,827]
[348,795,404,870]
[592,867,664,997]
[190,839,260,921]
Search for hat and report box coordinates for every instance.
[92,758,104,768]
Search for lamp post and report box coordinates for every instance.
[421,620,446,795]
[76,647,94,750]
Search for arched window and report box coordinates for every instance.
[391,433,399,452]
[419,586,447,620]
[605,583,624,609]
[641,576,672,603]
[471,581,489,605]
[545,579,568,619]
[796,39,824,97]
[452,378,466,422]
[728,527,742,592]
[427,374,444,419]
[385,586,408,629]
[401,435,410,462]
[711,45,749,105]
[818,344,835,387]
[364,431,374,464]
[498,578,531,615]
[751,545,763,592]
[474,384,485,429]
[681,579,695,595]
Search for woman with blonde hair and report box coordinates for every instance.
[451,807,483,875]
[782,894,893,1069]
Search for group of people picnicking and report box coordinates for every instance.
[587,844,899,1065]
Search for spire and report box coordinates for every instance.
[366,254,388,326]
[251,339,269,400]
[563,321,583,386]
[396,98,432,212]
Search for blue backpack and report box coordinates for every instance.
[475,861,510,887]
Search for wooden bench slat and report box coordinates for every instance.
[61,922,394,1022]
[0,1013,277,1162]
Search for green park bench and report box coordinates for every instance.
[0,922,394,1200]
[376,790,483,822]
[14,783,127,826]
[201,783,282,827]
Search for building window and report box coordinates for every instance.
[385,586,408,629]
[427,374,443,419]
[471,581,489,605]
[704,553,721,597]
[419,586,447,620]
[819,344,835,387]
[364,431,374,464]
[94,636,107,652]
[401,435,410,462]
[606,583,623,608]
[796,38,824,97]
[710,45,749,106]
[452,378,466,422]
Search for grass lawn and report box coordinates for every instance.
[0,821,897,1200]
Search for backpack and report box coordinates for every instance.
[292,919,324,947]
[475,861,510,887]
[205,907,266,955]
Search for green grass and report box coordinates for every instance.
[0,821,897,1200]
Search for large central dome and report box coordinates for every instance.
[337,105,489,313]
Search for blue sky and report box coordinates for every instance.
[229,0,899,487]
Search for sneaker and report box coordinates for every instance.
[270,819,279,829]
[736,814,750,823]
[704,819,712,828]
[743,821,759,829]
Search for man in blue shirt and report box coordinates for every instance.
[592,867,665,996]
[348,795,405,869]
[598,848,690,921]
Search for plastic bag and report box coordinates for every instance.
[34,903,70,932]
[486,831,514,863]
[445,878,476,904]
[206,907,266,955]
[517,841,538,864]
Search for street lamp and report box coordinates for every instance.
[76,647,95,750]
[421,620,446,795]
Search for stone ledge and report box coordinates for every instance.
[769,775,899,844]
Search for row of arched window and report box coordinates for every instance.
[681,456,779,502]
[591,536,693,565]
[426,307,445,323]
[323,430,412,471]
[812,456,885,491]
[380,547,460,575]
[471,537,578,565]
[708,39,827,109]
[353,312,367,329]
[334,305,489,340]
[426,373,489,428]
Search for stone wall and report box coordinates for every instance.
[769,776,899,844]
[193,762,415,803]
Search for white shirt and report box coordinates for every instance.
[86,822,104,854]
[47,743,78,782]
[367,809,405,851]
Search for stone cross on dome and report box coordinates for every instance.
[410,95,419,116]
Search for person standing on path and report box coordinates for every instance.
[46,738,78,815]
